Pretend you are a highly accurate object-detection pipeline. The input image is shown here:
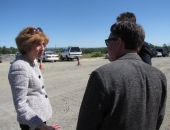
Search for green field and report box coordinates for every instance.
[81,53,92,58]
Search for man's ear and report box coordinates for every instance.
[117,38,123,47]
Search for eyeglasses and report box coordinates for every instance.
[105,37,118,46]
[27,27,43,35]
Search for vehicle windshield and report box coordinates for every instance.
[46,52,55,55]
[156,49,163,52]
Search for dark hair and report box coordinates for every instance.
[116,12,136,23]
[110,21,145,51]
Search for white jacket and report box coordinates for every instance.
[8,55,52,130]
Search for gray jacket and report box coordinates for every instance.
[8,55,52,130]
[77,53,167,130]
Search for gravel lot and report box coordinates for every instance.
[0,57,170,130]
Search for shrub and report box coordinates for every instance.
[91,52,104,57]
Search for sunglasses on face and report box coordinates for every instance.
[27,27,43,35]
[105,37,118,46]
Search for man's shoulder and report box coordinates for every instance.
[96,60,126,73]
[143,41,150,48]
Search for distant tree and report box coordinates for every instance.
[163,44,167,48]
[168,43,170,51]
[9,47,13,54]
[163,43,170,51]
[0,46,18,54]
[10,47,18,54]
[81,47,106,54]
[2,46,7,54]
[148,43,155,49]
[0,47,2,54]
[154,45,161,49]
[83,48,93,54]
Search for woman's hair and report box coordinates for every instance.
[110,21,145,52]
[15,26,49,55]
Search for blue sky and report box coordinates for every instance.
[0,0,170,48]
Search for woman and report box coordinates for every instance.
[8,27,62,130]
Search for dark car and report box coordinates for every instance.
[16,52,21,58]
[0,55,2,63]
[150,49,158,57]
[105,53,109,59]
[156,48,169,57]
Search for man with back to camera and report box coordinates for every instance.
[116,12,152,65]
[76,21,167,130]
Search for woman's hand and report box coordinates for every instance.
[37,123,54,130]
[51,124,62,130]
[37,123,62,130]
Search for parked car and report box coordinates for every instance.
[105,53,109,59]
[156,51,162,57]
[39,51,59,62]
[150,49,158,57]
[60,46,82,61]
[156,48,169,57]
[16,52,21,58]
[0,55,2,63]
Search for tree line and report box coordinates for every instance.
[0,43,170,55]
[0,46,107,55]
[0,46,18,54]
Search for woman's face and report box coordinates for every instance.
[29,41,45,59]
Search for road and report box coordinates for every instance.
[0,57,169,130]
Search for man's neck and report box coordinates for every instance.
[119,49,137,56]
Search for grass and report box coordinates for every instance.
[81,53,92,58]
[81,53,105,59]
[57,53,105,59]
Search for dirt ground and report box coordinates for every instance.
[0,57,169,130]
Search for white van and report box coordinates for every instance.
[60,46,82,61]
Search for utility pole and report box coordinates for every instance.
[55,43,56,53]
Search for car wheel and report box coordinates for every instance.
[54,60,57,62]
[66,56,69,61]
[76,57,79,61]
[60,55,64,61]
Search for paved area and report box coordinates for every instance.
[0,57,169,130]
